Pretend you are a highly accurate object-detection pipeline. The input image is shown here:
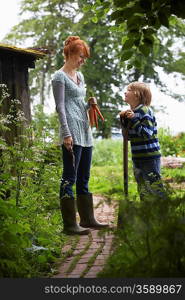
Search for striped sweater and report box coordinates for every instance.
[122,104,161,160]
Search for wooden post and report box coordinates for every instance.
[117,117,129,228]
[123,128,129,198]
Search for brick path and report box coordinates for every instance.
[53,195,116,278]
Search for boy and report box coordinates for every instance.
[120,82,164,201]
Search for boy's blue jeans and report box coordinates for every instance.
[133,157,165,201]
[60,145,92,199]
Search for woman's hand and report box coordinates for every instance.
[88,97,97,106]
[63,136,73,151]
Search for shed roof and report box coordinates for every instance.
[0,43,46,59]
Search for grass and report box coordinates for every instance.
[162,166,185,184]
[90,139,138,201]
[91,138,185,198]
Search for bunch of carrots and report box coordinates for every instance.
[88,97,104,128]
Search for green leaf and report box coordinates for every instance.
[134,38,141,46]
[122,38,135,49]
[143,27,156,36]
[111,9,124,21]
[82,5,92,13]
[113,0,132,8]
[121,36,128,45]
[128,29,140,39]
[96,9,106,19]
[139,44,151,56]
[92,16,98,23]
[111,7,134,22]
[169,16,178,26]
[127,64,133,70]
[37,254,47,264]
[143,35,154,45]
[102,1,111,9]
[127,15,146,30]
[121,49,133,61]
[134,58,142,69]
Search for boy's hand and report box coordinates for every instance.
[119,111,127,118]
[119,109,135,119]
[125,109,135,119]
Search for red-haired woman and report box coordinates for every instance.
[52,36,108,235]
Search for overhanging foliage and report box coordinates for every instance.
[84,0,185,66]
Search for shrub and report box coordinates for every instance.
[98,190,185,277]
[158,128,183,157]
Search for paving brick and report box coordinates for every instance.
[79,236,90,242]
[93,259,106,266]
[84,274,96,278]
[71,263,86,273]
[78,257,90,264]
[76,243,88,249]
[101,250,110,255]
[73,249,82,255]
[90,242,102,249]
[67,274,81,278]
[91,230,99,237]
[85,266,103,276]
[95,254,107,260]
[80,249,97,258]
[61,244,72,253]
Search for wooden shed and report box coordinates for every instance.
[0,44,46,144]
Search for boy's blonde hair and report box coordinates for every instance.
[128,82,152,106]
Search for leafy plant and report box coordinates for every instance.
[98,190,185,277]
[0,85,67,277]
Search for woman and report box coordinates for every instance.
[52,36,108,235]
